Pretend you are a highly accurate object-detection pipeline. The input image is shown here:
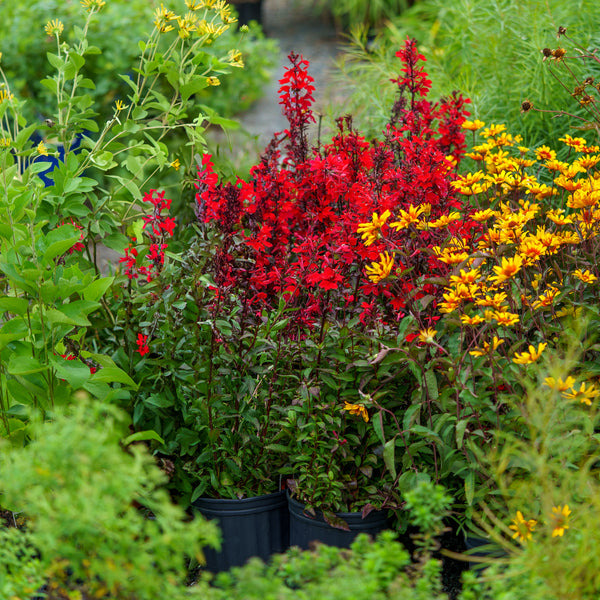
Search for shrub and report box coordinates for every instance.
[0,400,219,600]
[335,0,600,150]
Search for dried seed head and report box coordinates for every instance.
[584,76,595,86]
[580,94,594,106]
[521,99,533,113]
[572,84,586,97]
[557,26,567,38]
[552,47,567,61]
[542,48,554,59]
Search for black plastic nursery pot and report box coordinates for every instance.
[288,494,391,550]
[193,490,289,572]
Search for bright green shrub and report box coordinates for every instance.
[0,0,277,123]
[336,0,600,148]
[311,0,417,31]
[0,400,219,600]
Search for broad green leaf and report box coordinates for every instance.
[0,296,29,316]
[46,52,64,70]
[82,277,114,302]
[180,78,209,102]
[7,355,48,376]
[90,367,138,390]
[42,227,81,263]
[49,354,91,389]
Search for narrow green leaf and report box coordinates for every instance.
[383,438,397,479]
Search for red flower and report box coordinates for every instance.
[136,333,150,357]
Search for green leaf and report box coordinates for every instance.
[180,78,209,102]
[402,403,421,432]
[0,296,29,316]
[82,277,114,302]
[7,355,48,376]
[46,52,64,70]
[424,368,438,400]
[122,430,165,446]
[456,418,470,449]
[90,367,138,390]
[47,300,100,327]
[42,226,81,263]
[320,372,340,391]
[373,411,385,444]
[49,354,91,389]
[465,470,475,506]
[383,438,397,480]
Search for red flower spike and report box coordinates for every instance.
[136,333,150,357]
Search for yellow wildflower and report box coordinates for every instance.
[185,0,204,8]
[512,342,547,365]
[544,375,576,392]
[460,314,485,326]
[170,158,181,171]
[365,252,394,284]
[489,255,524,285]
[532,285,560,309]
[0,137,11,148]
[390,204,425,231]
[481,124,506,138]
[114,99,128,112]
[562,382,600,406]
[449,268,480,286]
[518,236,546,265]
[469,336,504,357]
[573,269,597,284]
[227,49,244,68]
[550,505,571,537]
[544,159,569,172]
[37,141,48,156]
[344,402,369,422]
[177,12,199,38]
[462,119,485,131]
[80,0,106,10]
[534,145,556,161]
[474,292,508,310]
[574,154,600,170]
[509,511,537,543]
[44,19,64,36]
[417,328,437,344]
[559,134,588,151]
[546,209,574,226]
[471,209,496,222]
[357,210,391,246]
[0,87,14,102]
[154,3,177,32]
[492,311,520,327]
[206,76,221,86]
[425,212,461,229]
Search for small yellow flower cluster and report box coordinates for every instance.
[509,505,571,543]
[44,19,64,37]
[544,376,600,405]
[80,0,106,11]
[343,401,369,422]
[433,123,600,355]
[153,1,235,38]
